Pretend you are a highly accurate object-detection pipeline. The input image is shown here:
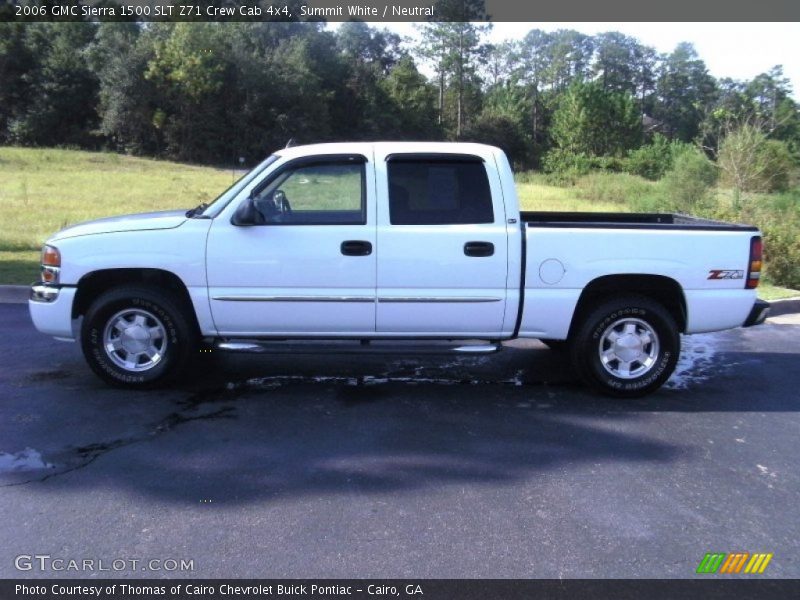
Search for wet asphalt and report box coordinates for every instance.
[1,303,799,579]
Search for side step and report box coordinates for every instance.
[215,339,501,355]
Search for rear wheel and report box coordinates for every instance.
[80,286,197,388]
[570,295,679,397]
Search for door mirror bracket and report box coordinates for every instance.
[231,194,257,226]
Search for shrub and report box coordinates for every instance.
[657,147,718,213]
[756,140,793,193]
[624,135,691,180]
[761,222,800,288]
[541,149,627,185]
[541,149,592,185]
[737,190,800,288]
[718,124,793,193]
[696,189,800,289]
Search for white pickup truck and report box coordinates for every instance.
[29,142,769,396]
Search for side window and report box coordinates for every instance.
[387,159,494,225]
[252,161,365,225]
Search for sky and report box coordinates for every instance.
[329,22,800,99]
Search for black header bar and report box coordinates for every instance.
[2,0,799,23]
[3,579,800,600]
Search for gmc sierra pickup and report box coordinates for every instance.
[29,142,769,396]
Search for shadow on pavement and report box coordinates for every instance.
[2,308,798,505]
[2,347,689,504]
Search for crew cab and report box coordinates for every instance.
[29,142,769,397]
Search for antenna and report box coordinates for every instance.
[285,138,296,148]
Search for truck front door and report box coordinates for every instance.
[205,154,377,336]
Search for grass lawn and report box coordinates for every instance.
[758,283,800,301]
[516,172,632,213]
[0,146,233,249]
[0,147,233,285]
[0,250,39,285]
[1,147,798,302]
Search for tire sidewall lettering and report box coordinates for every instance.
[580,300,678,396]
[83,292,184,385]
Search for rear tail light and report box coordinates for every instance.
[746,236,762,289]
[41,245,61,285]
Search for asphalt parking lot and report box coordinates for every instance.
[1,302,799,579]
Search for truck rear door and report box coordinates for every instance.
[373,151,509,336]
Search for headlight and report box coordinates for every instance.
[41,245,61,285]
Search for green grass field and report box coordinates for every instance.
[0,147,233,285]
[0,147,797,301]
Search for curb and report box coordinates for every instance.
[1,284,799,315]
[768,297,800,317]
[0,285,29,304]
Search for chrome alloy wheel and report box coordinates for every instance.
[597,317,660,380]
[102,308,168,372]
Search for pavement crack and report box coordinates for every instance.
[0,406,235,487]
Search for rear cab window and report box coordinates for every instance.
[386,156,494,225]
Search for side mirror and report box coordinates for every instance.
[231,195,257,226]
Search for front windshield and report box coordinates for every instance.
[200,154,280,217]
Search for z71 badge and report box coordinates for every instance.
[708,269,744,280]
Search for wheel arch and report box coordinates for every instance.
[567,274,687,340]
[73,268,200,335]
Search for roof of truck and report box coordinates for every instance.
[274,141,503,161]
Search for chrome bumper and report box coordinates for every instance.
[30,283,62,303]
[28,283,78,340]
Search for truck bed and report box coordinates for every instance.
[520,211,758,231]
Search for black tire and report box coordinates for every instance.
[539,339,568,352]
[569,295,680,398]
[80,285,197,388]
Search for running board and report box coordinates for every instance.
[215,339,501,355]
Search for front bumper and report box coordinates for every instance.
[743,299,770,327]
[30,283,61,303]
[29,283,78,339]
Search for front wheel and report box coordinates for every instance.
[570,295,679,398]
[80,286,197,388]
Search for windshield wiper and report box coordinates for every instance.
[186,202,209,218]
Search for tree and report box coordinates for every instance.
[418,0,491,138]
[0,23,35,142]
[471,81,533,165]
[334,23,404,139]
[544,29,593,91]
[336,21,403,73]
[654,42,717,142]
[144,22,235,161]
[515,30,554,160]
[381,56,441,139]
[89,22,162,155]
[482,41,516,88]
[5,19,794,183]
[592,32,638,95]
[5,23,99,147]
[592,32,657,120]
[463,112,529,167]
[745,66,800,157]
[550,80,641,157]
[633,44,658,119]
